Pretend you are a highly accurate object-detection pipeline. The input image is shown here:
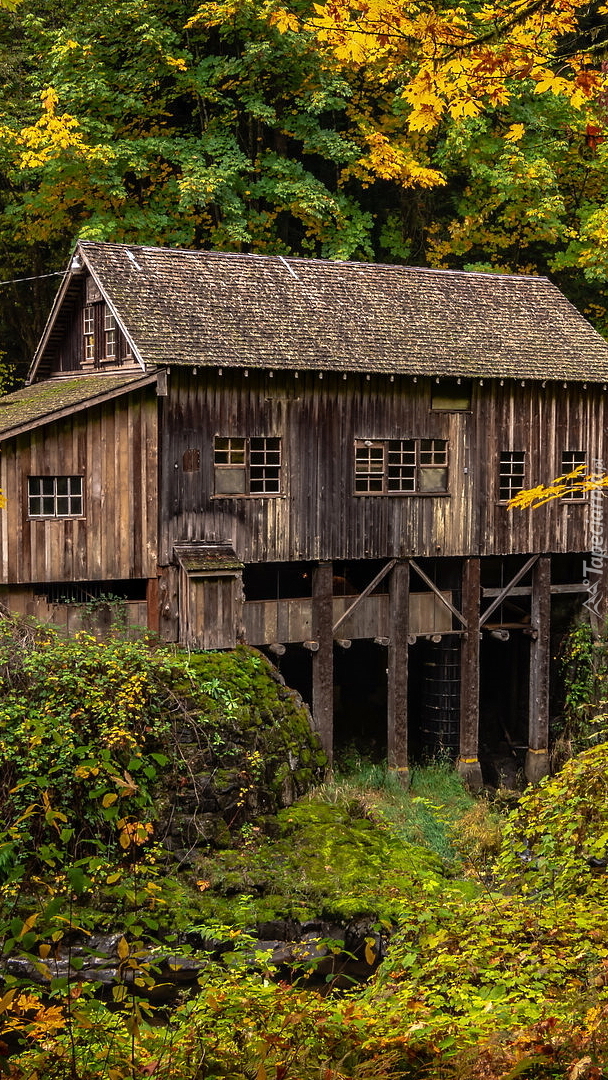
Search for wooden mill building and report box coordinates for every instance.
[1,241,608,786]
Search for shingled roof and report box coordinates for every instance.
[0,372,157,440]
[31,241,608,383]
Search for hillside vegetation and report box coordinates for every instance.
[1,619,608,1077]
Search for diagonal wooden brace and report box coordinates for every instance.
[408,558,467,628]
[479,554,540,628]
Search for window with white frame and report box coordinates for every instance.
[499,451,526,501]
[561,450,587,500]
[83,306,94,361]
[104,308,117,358]
[214,436,281,495]
[355,439,448,493]
[28,476,83,518]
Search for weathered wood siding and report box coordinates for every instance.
[160,370,603,563]
[178,569,242,650]
[242,591,452,644]
[0,389,158,583]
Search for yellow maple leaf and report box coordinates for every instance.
[270,8,300,33]
[504,123,525,142]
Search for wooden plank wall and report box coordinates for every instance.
[0,389,158,584]
[160,369,603,564]
[0,589,148,635]
[242,592,452,645]
[179,571,241,650]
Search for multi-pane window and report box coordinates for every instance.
[499,451,526,501]
[214,437,281,495]
[28,476,83,518]
[561,450,587,500]
[355,439,448,493]
[83,306,94,361]
[104,309,117,358]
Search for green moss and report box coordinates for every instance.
[186,795,447,926]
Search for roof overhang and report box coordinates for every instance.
[0,371,159,442]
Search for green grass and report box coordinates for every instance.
[315,756,485,862]
[183,758,501,932]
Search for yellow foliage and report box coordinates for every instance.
[291,0,607,135]
[15,87,103,169]
[508,467,608,510]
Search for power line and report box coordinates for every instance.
[0,270,67,288]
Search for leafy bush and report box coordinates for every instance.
[496,740,608,896]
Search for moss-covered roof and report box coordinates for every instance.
[0,373,156,440]
[34,240,608,383]
[174,543,244,573]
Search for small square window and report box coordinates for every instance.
[28,476,83,518]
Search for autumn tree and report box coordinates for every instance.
[3,0,608,377]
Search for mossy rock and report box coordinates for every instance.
[158,647,327,850]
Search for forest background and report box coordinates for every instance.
[1,0,608,383]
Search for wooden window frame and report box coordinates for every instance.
[561,450,587,501]
[498,451,526,502]
[213,436,281,496]
[104,307,117,359]
[28,476,84,518]
[354,438,449,494]
[83,306,94,361]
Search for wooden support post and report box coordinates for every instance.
[387,560,410,787]
[457,558,483,791]
[312,561,334,766]
[525,556,551,784]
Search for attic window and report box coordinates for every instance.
[28,476,83,518]
[431,379,471,410]
[104,309,117,358]
[83,307,94,361]
[214,437,281,495]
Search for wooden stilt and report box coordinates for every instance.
[387,560,410,787]
[458,558,483,791]
[525,555,551,783]
[312,561,334,765]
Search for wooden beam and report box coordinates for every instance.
[408,559,467,628]
[387,560,409,786]
[312,561,334,766]
[332,558,397,634]
[482,583,588,597]
[457,558,483,791]
[479,555,540,627]
[525,556,551,783]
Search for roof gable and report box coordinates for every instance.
[29,249,145,382]
[28,241,608,383]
